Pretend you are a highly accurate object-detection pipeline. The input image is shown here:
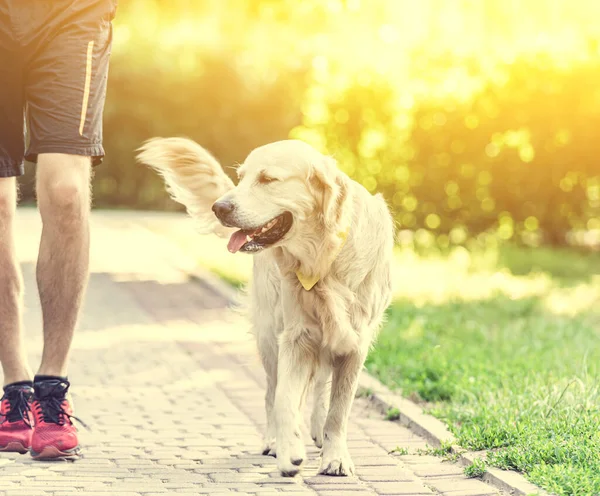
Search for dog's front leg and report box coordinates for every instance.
[310,361,331,448]
[318,352,364,476]
[258,332,278,457]
[274,325,315,477]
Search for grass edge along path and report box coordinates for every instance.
[366,248,600,496]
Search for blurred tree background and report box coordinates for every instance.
[18,0,600,249]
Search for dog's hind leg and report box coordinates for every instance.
[310,360,331,449]
[318,351,364,476]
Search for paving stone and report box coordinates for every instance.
[309,484,374,492]
[354,456,402,467]
[425,476,500,494]
[305,476,368,485]
[369,481,434,495]
[359,473,416,483]
[5,492,53,496]
[4,210,504,496]
[210,472,268,483]
[312,492,375,496]
[441,490,500,496]
[256,492,315,496]
[412,463,466,478]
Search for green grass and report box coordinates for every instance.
[366,246,600,496]
[385,407,401,420]
[464,458,487,478]
[416,441,454,457]
[389,446,409,455]
[416,441,462,462]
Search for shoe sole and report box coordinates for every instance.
[30,445,81,460]
[0,441,29,454]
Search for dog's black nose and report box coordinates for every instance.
[212,200,235,219]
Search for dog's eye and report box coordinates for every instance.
[258,173,278,185]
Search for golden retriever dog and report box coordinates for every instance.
[137,138,394,477]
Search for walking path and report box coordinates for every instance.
[1,208,503,496]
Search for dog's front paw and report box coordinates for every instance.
[319,445,355,476]
[261,437,276,457]
[277,437,306,477]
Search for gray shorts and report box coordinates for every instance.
[0,0,117,178]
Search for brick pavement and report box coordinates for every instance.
[1,208,503,496]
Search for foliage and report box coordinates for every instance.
[464,458,486,478]
[385,407,400,420]
[416,441,460,462]
[294,57,600,246]
[17,0,600,248]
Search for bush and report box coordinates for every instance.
[293,54,600,247]
[17,1,600,247]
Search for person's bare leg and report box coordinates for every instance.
[0,178,32,386]
[35,153,91,377]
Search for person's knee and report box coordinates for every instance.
[40,179,88,209]
[37,154,91,221]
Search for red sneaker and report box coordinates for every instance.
[31,378,81,460]
[0,382,34,454]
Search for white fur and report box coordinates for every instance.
[138,137,394,477]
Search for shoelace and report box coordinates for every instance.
[34,380,88,429]
[0,388,33,426]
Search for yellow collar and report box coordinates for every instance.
[296,229,350,291]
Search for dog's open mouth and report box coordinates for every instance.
[227,212,293,253]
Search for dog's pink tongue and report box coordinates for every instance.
[227,230,247,253]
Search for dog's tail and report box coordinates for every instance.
[137,137,236,238]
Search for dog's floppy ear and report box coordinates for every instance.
[309,156,349,232]
[137,137,235,238]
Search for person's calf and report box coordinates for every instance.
[35,153,92,378]
[0,178,32,386]
[0,258,30,385]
